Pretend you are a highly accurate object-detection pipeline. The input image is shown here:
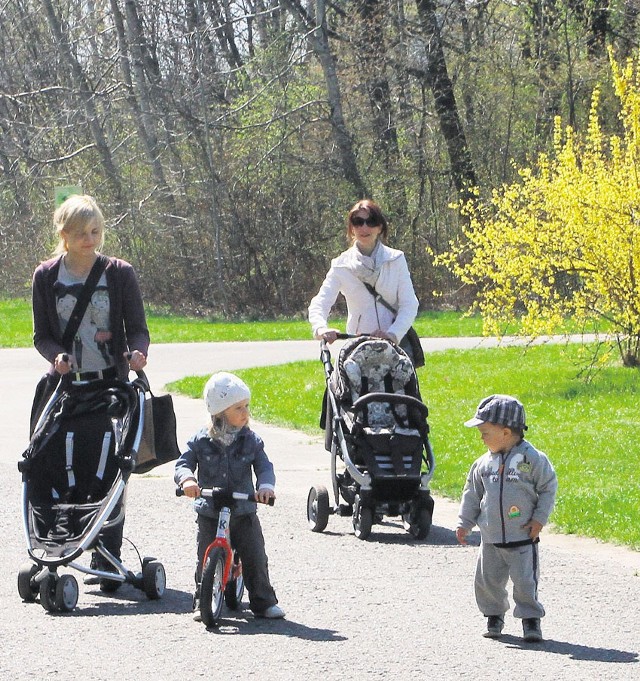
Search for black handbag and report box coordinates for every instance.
[362,282,425,368]
[134,390,181,473]
[29,256,108,435]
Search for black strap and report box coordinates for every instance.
[362,281,397,315]
[61,255,108,351]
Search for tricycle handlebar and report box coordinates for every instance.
[176,486,275,506]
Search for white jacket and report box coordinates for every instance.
[308,243,419,343]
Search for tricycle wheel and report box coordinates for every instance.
[143,560,166,599]
[307,485,330,532]
[200,547,226,627]
[18,561,40,602]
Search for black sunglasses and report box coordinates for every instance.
[350,216,380,227]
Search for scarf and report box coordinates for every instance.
[209,418,243,447]
[347,241,383,286]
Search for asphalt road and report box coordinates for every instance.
[0,340,637,680]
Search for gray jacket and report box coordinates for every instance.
[457,439,557,545]
[174,426,275,517]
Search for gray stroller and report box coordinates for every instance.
[307,335,435,540]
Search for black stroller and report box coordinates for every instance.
[306,335,435,540]
[17,371,166,612]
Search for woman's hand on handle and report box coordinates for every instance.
[371,329,397,343]
[316,328,341,344]
[54,353,74,374]
[126,349,147,372]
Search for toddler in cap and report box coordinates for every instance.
[456,394,557,642]
[174,372,285,621]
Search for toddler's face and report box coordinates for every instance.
[476,422,518,454]
[223,399,250,429]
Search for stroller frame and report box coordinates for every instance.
[17,372,166,612]
[307,335,435,540]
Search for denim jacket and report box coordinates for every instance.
[174,426,275,517]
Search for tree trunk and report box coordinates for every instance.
[283,0,368,198]
[415,0,477,197]
[41,0,125,207]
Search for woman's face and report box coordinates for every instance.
[63,219,102,258]
[350,209,382,253]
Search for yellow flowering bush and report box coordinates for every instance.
[436,50,640,367]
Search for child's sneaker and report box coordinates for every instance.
[192,594,202,622]
[522,618,543,642]
[483,615,504,638]
[254,604,285,619]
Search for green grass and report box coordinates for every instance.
[168,342,640,551]
[0,298,483,346]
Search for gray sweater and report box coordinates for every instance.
[457,439,557,545]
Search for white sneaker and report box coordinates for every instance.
[255,604,285,619]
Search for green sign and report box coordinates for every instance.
[54,185,82,208]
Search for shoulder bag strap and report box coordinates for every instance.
[362,281,397,316]
[61,255,108,351]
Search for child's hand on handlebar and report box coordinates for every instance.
[255,488,275,504]
[181,480,200,498]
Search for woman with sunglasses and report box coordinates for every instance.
[308,199,419,354]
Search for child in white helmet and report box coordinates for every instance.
[174,372,284,620]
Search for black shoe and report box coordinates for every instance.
[522,618,543,642]
[98,556,122,593]
[483,615,504,639]
[84,553,101,585]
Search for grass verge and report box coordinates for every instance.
[0,298,484,346]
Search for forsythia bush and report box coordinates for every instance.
[435,49,640,367]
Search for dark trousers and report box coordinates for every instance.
[196,512,277,614]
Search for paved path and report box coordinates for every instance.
[0,339,637,680]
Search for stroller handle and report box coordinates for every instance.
[176,486,275,506]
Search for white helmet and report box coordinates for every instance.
[203,372,251,416]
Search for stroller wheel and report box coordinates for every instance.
[18,561,40,602]
[55,574,79,612]
[353,496,373,540]
[307,486,330,533]
[39,574,58,612]
[142,560,166,600]
[403,507,433,540]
